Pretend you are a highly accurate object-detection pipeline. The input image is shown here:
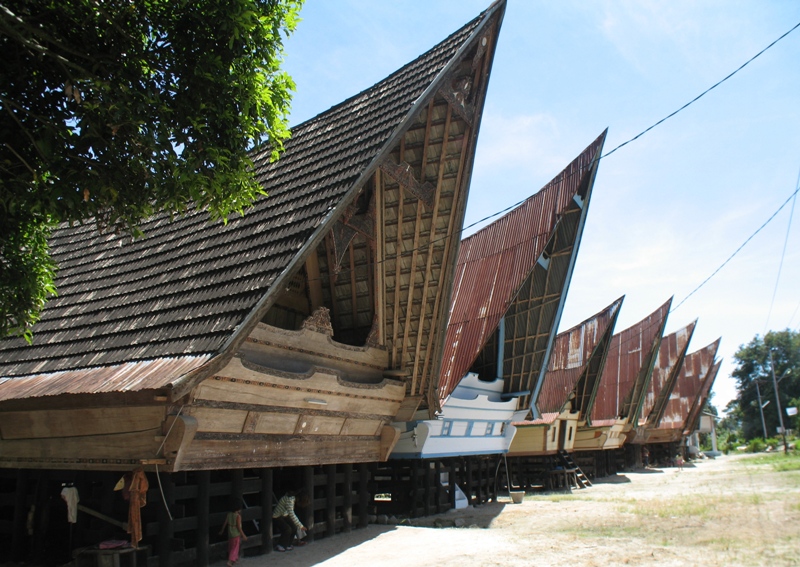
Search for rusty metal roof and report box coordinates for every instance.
[0,355,212,401]
[439,132,607,402]
[684,359,722,435]
[533,297,624,420]
[589,298,671,426]
[657,339,720,432]
[0,6,500,398]
[639,320,696,427]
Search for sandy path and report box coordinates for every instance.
[233,455,800,567]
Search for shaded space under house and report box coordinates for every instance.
[0,2,509,564]
[378,131,607,509]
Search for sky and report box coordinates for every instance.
[280,1,800,414]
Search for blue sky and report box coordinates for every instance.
[281,1,800,413]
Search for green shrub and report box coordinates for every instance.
[747,438,766,453]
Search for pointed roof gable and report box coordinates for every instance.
[534,297,623,419]
[589,298,671,426]
[658,339,720,432]
[639,320,696,427]
[0,3,505,396]
[684,356,722,435]
[438,132,606,402]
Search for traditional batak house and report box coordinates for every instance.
[0,2,506,564]
[505,298,622,490]
[508,298,622,457]
[644,339,721,464]
[572,299,670,476]
[380,132,606,510]
[627,321,696,463]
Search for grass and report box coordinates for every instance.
[736,451,800,471]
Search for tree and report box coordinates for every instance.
[730,329,800,441]
[0,0,303,340]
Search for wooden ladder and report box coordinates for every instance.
[557,450,592,489]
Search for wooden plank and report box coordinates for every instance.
[305,253,325,311]
[0,428,159,461]
[158,472,175,567]
[349,243,359,329]
[260,469,273,555]
[303,466,315,542]
[390,184,405,367]
[188,406,249,433]
[358,464,369,528]
[326,464,336,537]
[339,418,383,436]
[253,412,300,435]
[374,170,385,346]
[343,464,353,533]
[0,406,164,440]
[178,436,386,469]
[411,104,451,394]
[293,415,346,436]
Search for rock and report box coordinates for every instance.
[388,515,399,525]
[376,514,389,525]
[454,518,466,527]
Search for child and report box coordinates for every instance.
[676,454,684,471]
[219,506,247,566]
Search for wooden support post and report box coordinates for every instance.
[158,472,175,567]
[231,469,243,507]
[449,460,457,511]
[343,464,353,533]
[303,467,315,542]
[326,464,336,538]
[423,461,431,517]
[435,461,443,514]
[477,458,484,504]
[31,470,50,565]
[358,464,369,529]
[410,460,420,518]
[260,469,273,555]
[197,471,210,567]
[11,469,28,562]
[465,458,473,506]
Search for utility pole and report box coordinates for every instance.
[755,381,769,440]
[769,349,788,455]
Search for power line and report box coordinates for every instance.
[672,183,800,314]
[763,166,799,333]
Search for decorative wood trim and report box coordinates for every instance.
[162,414,198,471]
[301,306,334,337]
[332,222,358,275]
[438,74,474,126]
[390,140,405,368]
[192,398,396,422]
[379,425,401,461]
[379,160,436,209]
[374,169,386,346]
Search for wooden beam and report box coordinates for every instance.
[380,160,436,208]
[374,170,385,345]
[358,463,369,529]
[411,104,451,395]
[305,253,325,311]
[260,468,273,555]
[326,464,336,538]
[343,464,353,533]
[390,140,406,368]
[196,471,210,567]
[348,242,359,329]
[324,234,340,326]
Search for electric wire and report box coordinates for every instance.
[672,183,800,314]
[763,165,799,333]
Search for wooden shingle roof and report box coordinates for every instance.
[0,4,500,385]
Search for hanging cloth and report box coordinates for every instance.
[126,468,149,548]
[60,486,79,523]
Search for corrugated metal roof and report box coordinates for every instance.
[657,339,720,431]
[439,132,606,401]
[535,297,624,418]
[0,355,211,401]
[589,298,671,425]
[639,320,696,426]
[0,6,498,390]
[684,358,722,434]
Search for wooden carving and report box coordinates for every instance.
[332,222,358,274]
[379,159,436,208]
[301,306,334,337]
[439,74,474,125]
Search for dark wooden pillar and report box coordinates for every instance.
[357,463,369,528]
[303,466,314,542]
[11,469,28,561]
[231,469,244,507]
[158,472,175,567]
[434,461,443,513]
[342,464,353,533]
[325,464,336,538]
[410,460,420,518]
[423,461,431,516]
[448,460,457,511]
[196,471,210,567]
[465,458,473,505]
[260,468,273,555]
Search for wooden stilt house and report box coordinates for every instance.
[390,132,607,460]
[628,321,695,445]
[573,299,671,451]
[644,339,721,444]
[0,1,506,473]
[508,297,622,456]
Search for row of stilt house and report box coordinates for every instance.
[0,1,722,565]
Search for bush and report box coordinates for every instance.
[765,437,781,450]
[747,438,766,453]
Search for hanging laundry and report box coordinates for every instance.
[126,468,148,548]
[60,486,79,524]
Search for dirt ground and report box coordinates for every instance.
[235,453,800,567]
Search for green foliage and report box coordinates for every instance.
[730,330,800,440]
[747,438,766,453]
[0,0,302,340]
